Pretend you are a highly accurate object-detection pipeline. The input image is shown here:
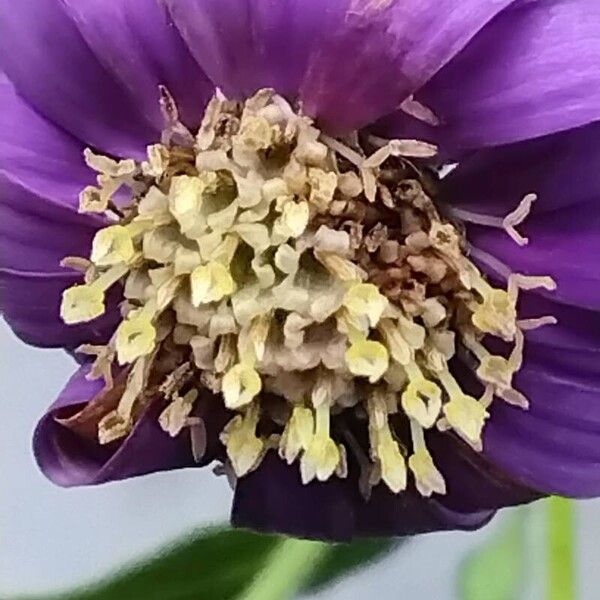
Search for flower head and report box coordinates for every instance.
[1,0,599,541]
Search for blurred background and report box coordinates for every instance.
[1,318,596,600]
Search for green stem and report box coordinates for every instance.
[547,497,576,600]
[239,538,329,600]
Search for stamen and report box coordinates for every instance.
[60,256,93,274]
[276,199,310,238]
[367,391,407,493]
[503,193,537,246]
[79,149,137,214]
[77,343,115,392]
[308,168,338,212]
[343,283,389,328]
[311,373,334,408]
[220,402,265,477]
[408,420,446,497]
[463,331,529,409]
[320,134,364,167]
[517,316,558,330]
[189,417,208,463]
[159,389,198,437]
[314,250,367,282]
[191,262,236,306]
[300,404,342,484]
[508,273,557,302]
[60,264,128,324]
[399,95,441,126]
[471,285,517,342]
[279,406,314,464]
[115,302,158,365]
[446,193,536,247]
[91,222,149,266]
[84,148,136,178]
[141,144,170,178]
[363,137,438,163]
[401,362,442,428]
[437,369,489,446]
[345,338,390,383]
[222,363,262,409]
[378,319,412,365]
[98,355,150,444]
[159,85,195,147]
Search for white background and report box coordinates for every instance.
[2,319,599,599]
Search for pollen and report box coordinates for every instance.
[63,88,556,499]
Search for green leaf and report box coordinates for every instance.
[305,537,396,592]
[16,527,397,600]
[459,510,527,600]
[547,497,576,600]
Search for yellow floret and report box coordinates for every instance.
[343,283,389,328]
[220,403,264,476]
[115,310,157,365]
[222,363,262,409]
[60,284,106,325]
[191,262,236,306]
[345,339,389,383]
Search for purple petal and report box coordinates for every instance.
[484,351,600,498]
[0,269,120,348]
[34,364,228,486]
[412,0,600,149]
[0,173,116,349]
[0,174,100,272]
[442,122,600,217]
[0,75,122,348]
[468,199,600,310]
[59,0,214,129]
[427,431,541,514]
[0,0,157,156]
[518,295,600,354]
[165,0,514,133]
[232,453,494,541]
[447,295,600,498]
[0,74,94,206]
[163,0,344,102]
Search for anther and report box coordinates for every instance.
[60,264,129,324]
[300,404,342,484]
[220,403,265,477]
[408,420,446,497]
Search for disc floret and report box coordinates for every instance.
[61,89,555,498]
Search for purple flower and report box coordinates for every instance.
[1,0,599,542]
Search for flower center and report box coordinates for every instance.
[61,88,555,497]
